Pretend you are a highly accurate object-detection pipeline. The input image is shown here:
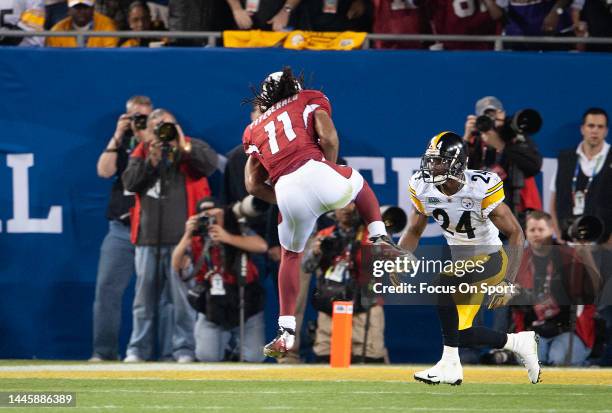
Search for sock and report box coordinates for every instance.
[441,345,460,363]
[367,221,387,238]
[278,248,302,316]
[503,333,516,352]
[437,294,459,347]
[278,316,296,331]
[459,327,507,349]
[354,180,383,226]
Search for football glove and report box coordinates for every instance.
[487,280,519,310]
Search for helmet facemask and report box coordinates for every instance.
[420,148,466,185]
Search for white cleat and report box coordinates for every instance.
[414,359,463,386]
[512,331,542,384]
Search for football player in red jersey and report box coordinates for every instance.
[243,67,396,358]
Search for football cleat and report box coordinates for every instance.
[368,234,409,256]
[263,327,295,359]
[414,359,463,386]
[369,234,396,247]
[512,331,542,384]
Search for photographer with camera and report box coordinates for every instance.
[172,197,268,362]
[303,202,387,363]
[90,95,156,362]
[511,211,600,366]
[549,107,612,366]
[463,96,544,221]
[549,108,612,245]
[121,108,218,362]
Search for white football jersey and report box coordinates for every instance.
[409,169,505,251]
[0,0,44,46]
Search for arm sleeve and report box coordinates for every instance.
[308,91,332,117]
[185,138,219,178]
[243,126,260,158]
[481,172,505,218]
[121,157,159,193]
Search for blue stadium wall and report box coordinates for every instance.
[0,48,611,362]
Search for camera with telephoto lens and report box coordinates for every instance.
[564,215,604,243]
[231,195,269,220]
[319,234,345,260]
[475,109,542,142]
[130,113,148,130]
[380,205,408,234]
[193,215,216,237]
[155,122,179,143]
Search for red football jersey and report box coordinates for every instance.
[426,0,499,50]
[243,90,332,183]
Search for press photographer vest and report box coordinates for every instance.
[555,148,612,242]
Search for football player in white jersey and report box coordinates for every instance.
[399,131,541,385]
[0,0,44,46]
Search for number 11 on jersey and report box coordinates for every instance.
[264,111,296,154]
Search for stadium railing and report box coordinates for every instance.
[1,30,612,50]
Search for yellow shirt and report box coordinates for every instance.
[46,12,118,48]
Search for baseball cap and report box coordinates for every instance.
[475,96,504,116]
[196,196,220,213]
[68,0,95,7]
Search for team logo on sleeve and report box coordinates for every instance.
[461,198,474,210]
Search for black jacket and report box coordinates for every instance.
[468,135,543,212]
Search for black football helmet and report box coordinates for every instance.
[420,131,468,185]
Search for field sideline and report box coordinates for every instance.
[0,362,610,412]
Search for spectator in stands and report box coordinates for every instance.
[46,0,119,47]
[371,0,430,49]
[167,0,224,45]
[121,109,218,362]
[303,0,373,32]
[91,96,168,362]
[303,202,387,363]
[45,0,68,30]
[120,1,162,46]
[512,211,600,366]
[147,0,169,29]
[171,197,267,362]
[0,0,45,46]
[574,0,612,52]
[489,0,580,51]
[96,0,130,29]
[425,0,502,50]
[223,0,304,31]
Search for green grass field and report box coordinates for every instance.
[1,362,610,412]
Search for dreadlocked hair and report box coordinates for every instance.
[247,67,304,112]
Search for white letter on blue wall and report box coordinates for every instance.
[6,154,63,233]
